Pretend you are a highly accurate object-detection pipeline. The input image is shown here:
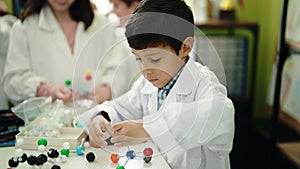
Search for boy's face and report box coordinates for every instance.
[132,45,186,88]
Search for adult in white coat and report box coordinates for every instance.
[109,0,141,27]
[0,2,17,109]
[2,0,137,105]
[79,0,235,168]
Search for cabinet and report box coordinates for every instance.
[195,20,259,169]
[270,0,300,168]
[196,20,259,100]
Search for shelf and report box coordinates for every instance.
[279,110,300,134]
[286,40,300,51]
[266,104,300,134]
[278,142,300,167]
[195,19,258,28]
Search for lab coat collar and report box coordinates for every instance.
[38,4,57,32]
[86,13,106,33]
[141,58,199,95]
[174,58,199,95]
[141,81,157,95]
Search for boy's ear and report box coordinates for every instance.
[179,37,194,57]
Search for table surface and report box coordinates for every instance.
[0,141,171,169]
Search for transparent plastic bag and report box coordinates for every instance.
[11,97,52,125]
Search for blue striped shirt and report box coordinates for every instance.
[157,66,184,110]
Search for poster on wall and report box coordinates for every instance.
[267,0,300,124]
[267,54,300,124]
[281,54,300,124]
[286,0,300,42]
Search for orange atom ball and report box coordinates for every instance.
[110,154,119,163]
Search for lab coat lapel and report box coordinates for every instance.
[141,82,158,114]
[141,59,199,115]
[73,22,85,58]
[38,5,74,62]
[72,14,106,60]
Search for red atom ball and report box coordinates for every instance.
[143,148,153,157]
[85,75,92,81]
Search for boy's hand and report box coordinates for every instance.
[111,120,150,147]
[89,115,114,148]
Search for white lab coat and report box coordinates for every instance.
[1,5,138,104]
[80,58,235,169]
[0,14,17,109]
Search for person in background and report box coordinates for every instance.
[1,0,136,105]
[110,0,141,27]
[105,0,141,97]
[80,0,235,168]
[0,1,17,109]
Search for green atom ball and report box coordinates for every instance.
[65,79,72,86]
[60,149,70,157]
[116,166,125,169]
[37,138,47,146]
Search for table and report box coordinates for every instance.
[0,141,171,169]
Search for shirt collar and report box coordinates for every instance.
[159,64,184,91]
[142,57,199,95]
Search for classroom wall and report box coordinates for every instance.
[1,0,13,14]
[236,0,281,118]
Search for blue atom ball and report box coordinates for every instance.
[76,146,85,156]
[126,150,136,159]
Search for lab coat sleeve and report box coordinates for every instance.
[199,97,234,169]
[1,20,49,104]
[79,76,145,132]
[0,15,17,109]
[78,103,120,134]
[143,68,235,169]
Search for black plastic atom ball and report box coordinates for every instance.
[47,149,59,158]
[36,156,44,166]
[8,157,19,168]
[19,153,27,163]
[143,156,152,163]
[51,164,61,169]
[38,154,48,164]
[27,155,37,166]
[86,152,96,162]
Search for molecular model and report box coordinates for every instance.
[7,138,95,169]
[110,147,154,169]
[75,139,96,162]
[8,137,153,169]
[65,68,93,97]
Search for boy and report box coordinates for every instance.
[79,0,234,168]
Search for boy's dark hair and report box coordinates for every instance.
[20,0,94,30]
[125,0,194,54]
